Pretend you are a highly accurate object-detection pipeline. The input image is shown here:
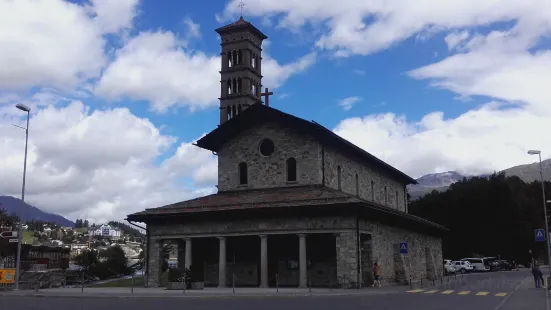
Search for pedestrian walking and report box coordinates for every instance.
[372,262,382,288]
[532,262,543,288]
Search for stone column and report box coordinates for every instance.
[147,239,162,287]
[298,233,307,288]
[259,235,268,288]
[185,238,192,269]
[218,237,227,287]
[177,239,186,268]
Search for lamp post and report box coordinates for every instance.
[14,103,31,290]
[528,150,550,274]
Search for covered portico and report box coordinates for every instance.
[126,185,445,289]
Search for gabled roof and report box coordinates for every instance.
[215,17,268,40]
[195,103,417,185]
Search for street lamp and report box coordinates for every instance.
[14,103,30,290]
[528,150,550,274]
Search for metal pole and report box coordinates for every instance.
[538,153,551,276]
[15,111,30,291]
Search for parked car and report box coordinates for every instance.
[453,260,474,273]
[444,259,456,275]
[483,257,500,271]
[461,258,490,272]
[496,260,513,271]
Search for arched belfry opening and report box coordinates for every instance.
[216,16,268,124]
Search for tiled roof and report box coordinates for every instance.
[128,185,359,217]
[126,185,446,232]
[215,16,268,39]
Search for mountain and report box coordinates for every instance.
[502,158,551,183]
[408,158,551,201]
[0,196,74,227]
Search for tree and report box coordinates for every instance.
[409,173,550,265]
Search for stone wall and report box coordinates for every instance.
[217,122,323,191]
[336,232,360,288]
[146,240,162,287]
[323,146,408,212]
[360,219,443,284]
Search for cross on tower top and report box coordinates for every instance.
[261,88,274,107]
[238,0,246,17]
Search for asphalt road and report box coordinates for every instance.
[2,270,548,310]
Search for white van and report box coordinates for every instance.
[461,258,489,272]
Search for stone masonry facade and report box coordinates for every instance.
[217,122,408,213]
[146,215,442,288]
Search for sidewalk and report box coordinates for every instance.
[0,285,407,299]
[495,276,549,310]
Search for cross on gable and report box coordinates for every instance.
[261,88,274,107]
[238,0,246,17]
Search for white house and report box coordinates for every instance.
[88,224,121,240]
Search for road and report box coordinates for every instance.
[3,270,548,310]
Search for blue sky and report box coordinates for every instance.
[1,0,550,222]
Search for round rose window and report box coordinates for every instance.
[259,139,275,156]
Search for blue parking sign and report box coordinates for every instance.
[535,229,546,242]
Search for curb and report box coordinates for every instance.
[0,290,398,299]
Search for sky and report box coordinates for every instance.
[1,0,551,224]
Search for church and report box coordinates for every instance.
[126,16,445,289]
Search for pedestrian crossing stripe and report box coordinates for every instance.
[407,290,508,297]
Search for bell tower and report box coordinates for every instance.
[215,16,268,124]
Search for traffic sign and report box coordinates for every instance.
[535,229,546,242]
[8,238,17,243]
[0,231,17,238]
[399,242,408,254]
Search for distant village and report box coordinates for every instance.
[0,218,144,272]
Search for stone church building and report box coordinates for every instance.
[127,16,445,289]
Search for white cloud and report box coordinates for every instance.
[338,96,362,111]
[87,0,140,34]
[334,103,551,179]
[0,100,215,224]
[96,32,316,112]
[182,17,201,39]
[219,0,550,56]
[444,30,470,51]
[0,0,139,92]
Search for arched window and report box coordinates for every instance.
[252,53,256,68]
[337,166,342,190]
[238,162,248,185]
[238,104,242,114]
[237,78,242,93]
[227,79,232,95]
[226,106,231,120]
[238,49,242,65]
[384,186,388,204]
[232,50,237,66]
[370,181,374,201]
[232,78,237,93]
[355,174,359,196]
[232,105,237,118]
[395,191,399,208]
[227,51,232,67]
[255,55,259,69]
[286,158,297,182]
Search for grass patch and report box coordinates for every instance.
[22,231,35,244]
[91,276,144,287]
